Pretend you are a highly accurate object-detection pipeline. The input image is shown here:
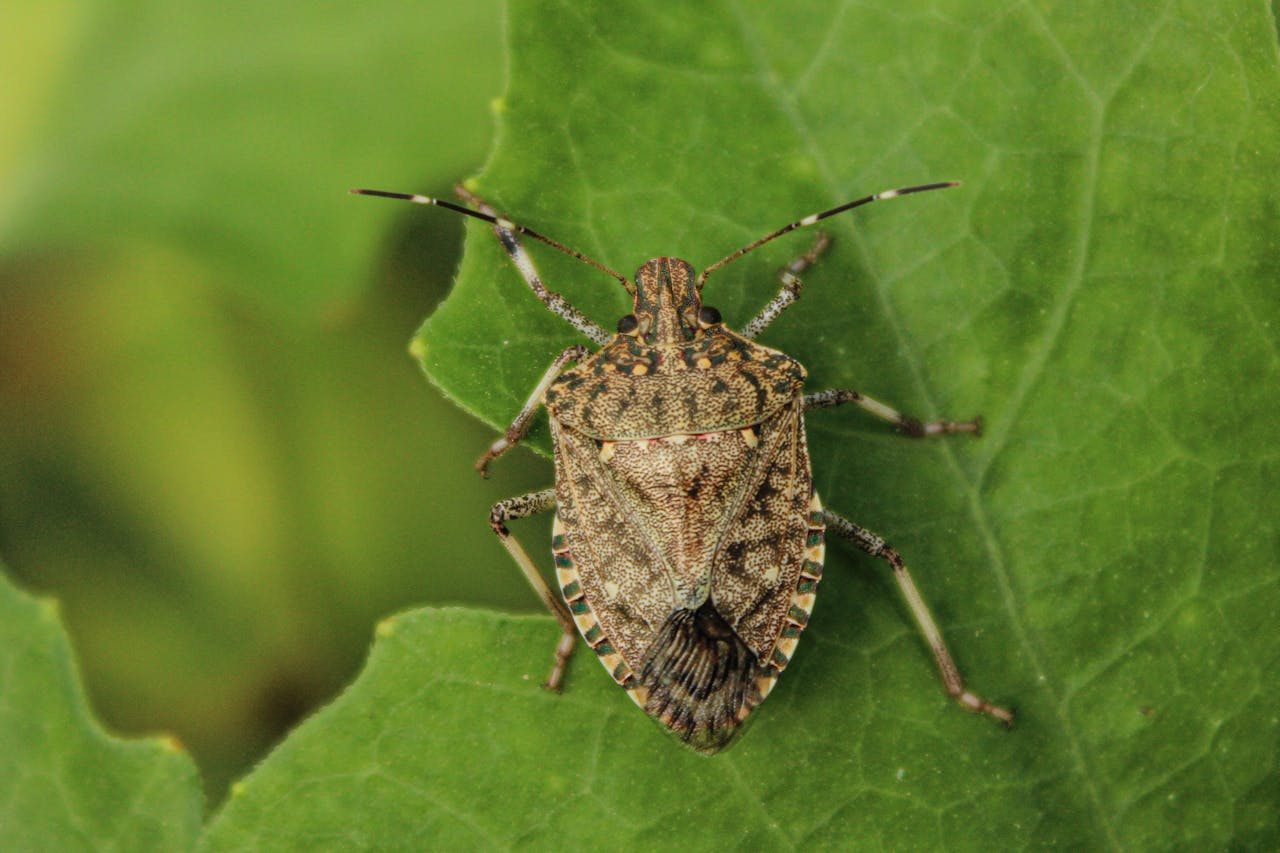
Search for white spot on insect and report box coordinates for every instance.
[740,427,759,448]
[861,397,901,422]
[598,440,616,462]
[799,213,820,226]
[876,189,901,200]
[604,581,620,598]
[764,566,780,584]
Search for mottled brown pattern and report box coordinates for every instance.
[552,388,817,749]
[711,403,815,659]
[605,430,755,608]
[546,326,805,439]
[554,424,673,645]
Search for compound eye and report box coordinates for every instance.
[698,305,722,327]
[617,314,639,334]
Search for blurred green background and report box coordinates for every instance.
[0,0,551,803]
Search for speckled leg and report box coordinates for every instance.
[455,185,613,346]
[490,488,577,691]
[803,389,982,438]
[821,508,1013,726]
[740,232,832,340]
[476,345,589,476]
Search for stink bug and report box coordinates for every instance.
[353,181,1014,751]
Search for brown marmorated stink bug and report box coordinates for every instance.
[353,181,1014,751]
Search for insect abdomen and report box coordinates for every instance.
[637,601,767,753]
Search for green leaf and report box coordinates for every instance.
[0,566,203,851]
[212,0,1280,849]
[200,607,1016,850]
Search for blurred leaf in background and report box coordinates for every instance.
[0,0,552,803]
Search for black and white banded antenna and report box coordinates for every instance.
[697,181,960,290]
[350,187,634,295]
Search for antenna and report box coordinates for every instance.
[350,188,632,293]
[697,182,960,289]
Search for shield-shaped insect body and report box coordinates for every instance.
[353,182,1014,751]
[545,258,824,750]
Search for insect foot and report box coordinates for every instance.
[355,180,1013,748]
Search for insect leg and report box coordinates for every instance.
[740,232,832,340]
[803,389,982,438]
[820,508,1013,726]
[455,186,614,346]
[490,488,578,691]
[477,344,590,476]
